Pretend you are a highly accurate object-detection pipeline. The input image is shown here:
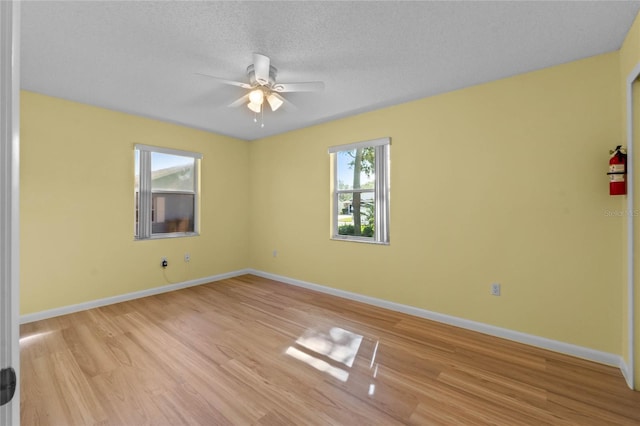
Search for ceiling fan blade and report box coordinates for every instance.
[253,53,271,86]
[273,81,325,93]
[279,94,298,112]
[195,72,251,89]
[228,94,249,108]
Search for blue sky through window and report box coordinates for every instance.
[337,150,374,189]
[135,151,193,175]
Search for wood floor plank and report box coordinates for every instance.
[46,350,107,425]
[90,369,165,426]
[20,274,640,425]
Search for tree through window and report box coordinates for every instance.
[330,138,390,243]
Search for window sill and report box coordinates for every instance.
[135,232,199,241]
[331,235,389,245]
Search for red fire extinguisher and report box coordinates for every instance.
[608,145,627,196]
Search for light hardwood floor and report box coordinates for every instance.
[20,274,640,425]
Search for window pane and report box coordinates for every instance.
[336,191,375,237]
[136,146,201,240]
[331,139,389,244]
[151,193,194,234]
[134,191,139,236]
[134,150,140,193]
[151,152,195,192]
[336,148,375,190]
[134,150,140,237]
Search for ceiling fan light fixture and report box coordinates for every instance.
[266,93,284,111]
[247,101,261,113]
[249,89,264,105]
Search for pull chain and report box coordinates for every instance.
[251,104,265,128]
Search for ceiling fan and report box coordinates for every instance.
[198,53,325,117]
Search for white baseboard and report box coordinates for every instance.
[620,358,634,390]
[249,269,625,371]
[21,267,630,385]
[20,269,252,324]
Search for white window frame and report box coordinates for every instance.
[135,144,202,240]
[329,137,390,244]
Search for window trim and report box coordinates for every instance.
[134,144,202,240]
[330,137,390,244]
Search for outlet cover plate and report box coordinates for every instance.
[491,283,501,296]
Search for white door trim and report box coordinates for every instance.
[0,1,20,424]
[625,61,640,390]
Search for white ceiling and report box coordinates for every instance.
[21,1,640,141]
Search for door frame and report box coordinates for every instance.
[0,1,20,424]
[625,61,640,390]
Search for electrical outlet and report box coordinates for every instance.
[184,253,190,262]
[491,283,501,296]
[161,257,168,268]
[272,249,278,258]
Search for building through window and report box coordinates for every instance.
[134,145,201,239]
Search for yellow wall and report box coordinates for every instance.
[20,41,632,364]
[20,91,250,314]
[249,52,623,354]
[619,10,640,388]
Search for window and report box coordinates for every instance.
[329,137,390,243]
[134,144,202,239]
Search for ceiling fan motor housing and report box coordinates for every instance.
[247,64,277,87]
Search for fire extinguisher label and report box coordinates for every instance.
[609,164,625,173]
[610,174,625,182]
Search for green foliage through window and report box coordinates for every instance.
[330,137,390,243]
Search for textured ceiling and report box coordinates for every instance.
[21,1,640,141]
